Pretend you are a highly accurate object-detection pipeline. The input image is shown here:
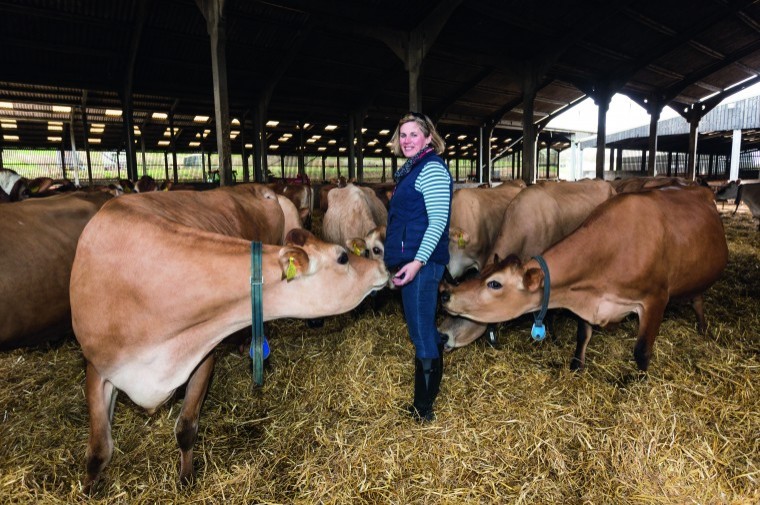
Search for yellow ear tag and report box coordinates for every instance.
[352,244,362,256]
[457,233,465,248]
[286,256,297,281]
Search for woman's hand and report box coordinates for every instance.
[392,260,424,287]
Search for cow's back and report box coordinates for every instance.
[492,179,615,260]
[323,184,380,246]
[556,186,727,298]
[0,191,113,348]
[113,183,284,243]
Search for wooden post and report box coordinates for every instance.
[197,0,233,186]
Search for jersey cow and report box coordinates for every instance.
[610,175,695,193]
[441,186,728,372]
[439,179,616,349]
[268,180,314,229]
[347,225,386,261]
[323,183,387,249]
[71,183,389,490]
[447,179,526,279]
[0,191,113,349]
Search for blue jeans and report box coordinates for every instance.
[400,262,445,359]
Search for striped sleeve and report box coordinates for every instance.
[414,160,451,264]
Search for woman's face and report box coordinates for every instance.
[398,121,432,158]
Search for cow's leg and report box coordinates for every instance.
[484,323,499,348]
[633,300,667,372]
[175,352,215,485]
[546,310,557,343]
[83,362,118,493]
[691,295,708,335]
[570,319,593,371]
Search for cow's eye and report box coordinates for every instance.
[487,280,502,290]
[338,252,349,265]
[372,247,382,255]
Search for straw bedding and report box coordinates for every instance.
[0,207,757,504]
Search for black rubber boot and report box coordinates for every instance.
[406,356,443,423]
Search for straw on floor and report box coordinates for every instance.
[0,208,757,504]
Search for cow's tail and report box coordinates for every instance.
[733,184,744,215]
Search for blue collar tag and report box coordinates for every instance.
[531,323,546,341]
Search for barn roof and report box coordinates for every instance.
[1,0,759,159]
[580,94,760,154]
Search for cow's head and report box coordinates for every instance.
[440,254,544,323]
[272,229,390,318]
[437,314,488,350]
[447,226,480,280]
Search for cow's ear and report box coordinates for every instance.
[278,247,310,281]
[285,228,315,246]
[346,238,366,256]
[449,227,469,248]
[522,268,544,292]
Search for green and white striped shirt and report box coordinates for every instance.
[414,160,451,264]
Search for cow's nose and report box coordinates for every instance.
[440,291,450,304]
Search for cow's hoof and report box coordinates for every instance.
[569,358,584,371]
[306,318,324,328]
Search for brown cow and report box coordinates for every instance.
[71,183,389,490]
[0,191,114,349]
[323,183,387,247]
[358,182,395,209]
[268,180,314,229]
[439,179,617,349]
[447,179,526,279]
[610,175,695,193]
[347,225,386,261]
[318,176,348,213]
[441,185,728,372]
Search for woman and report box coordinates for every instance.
[384,111,452,422]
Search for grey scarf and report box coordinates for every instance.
[393,146,434,183]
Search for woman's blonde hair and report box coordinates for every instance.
[390,112,446,157]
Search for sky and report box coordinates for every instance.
[546,81,760,136]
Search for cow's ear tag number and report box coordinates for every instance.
[286,257,296,281]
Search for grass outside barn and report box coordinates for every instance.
[0,206,757,504]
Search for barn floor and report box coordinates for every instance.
[0,208,758,504]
